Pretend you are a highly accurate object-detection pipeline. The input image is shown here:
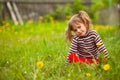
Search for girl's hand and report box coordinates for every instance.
[103,58,107,62]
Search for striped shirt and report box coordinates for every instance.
[67,30,109,61]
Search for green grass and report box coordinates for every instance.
[0,21,120,80]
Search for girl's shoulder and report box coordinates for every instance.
[87,30,99,38]
[88,30,98,35]
[73,35,79,40]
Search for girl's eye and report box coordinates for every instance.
[77,26,81,28]
[73,29,77,32]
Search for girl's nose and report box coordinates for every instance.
[77,29,81,33]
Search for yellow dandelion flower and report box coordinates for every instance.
[5,22,10,27]
[96,42,102,47]
[20,31,23,35]
[30,29,33,33]
[36,61,44,68]
[66,15,71,19]
[50,17,54,23]
[28,19,33,24]
[39,16,43,21]
[0,29,2,33]
[18,39,20,42]
[50,16,53,20]
[15,32,18,35]
[86,73,91,77]
[103,64,110,71]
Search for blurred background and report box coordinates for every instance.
[0,0,120,80]
[0,0,119,26]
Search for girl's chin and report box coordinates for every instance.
[77,33,86,37]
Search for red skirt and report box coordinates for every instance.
[68,53,99,64]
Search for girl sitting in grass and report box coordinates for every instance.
[66,10,109,64]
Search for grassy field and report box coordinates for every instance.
[0,21,120,80]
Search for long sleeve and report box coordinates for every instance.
[66,36,78,63]
[93,31,109,58]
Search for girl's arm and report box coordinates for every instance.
[66,36,78,63]
[93,31,109,59]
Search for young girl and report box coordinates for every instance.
[66,10,109,64]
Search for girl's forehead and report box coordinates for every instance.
[71,23,80,30]
[71,22,86,30]
[71,22,81,27]
[71,21,79,26]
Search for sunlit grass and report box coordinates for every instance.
[0,21,120,80]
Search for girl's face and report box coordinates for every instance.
[72,23,87,37]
